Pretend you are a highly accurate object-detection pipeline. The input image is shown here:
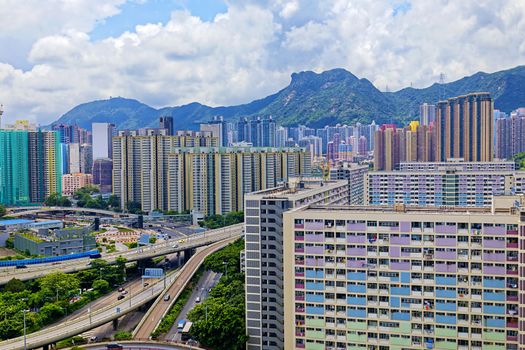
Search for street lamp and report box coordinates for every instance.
[22,308,30,350]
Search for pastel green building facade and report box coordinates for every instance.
[0,130,29,205]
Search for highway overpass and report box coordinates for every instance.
[6,206,137,218]
[133,237,237,339]
[66,340,205,350]
[0,223,243,285]
[0,234,242,350]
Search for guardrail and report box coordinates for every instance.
[132,237,237,338]
[0,224,244,284]
[0,227,243,350]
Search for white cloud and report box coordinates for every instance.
[1,0,525,125]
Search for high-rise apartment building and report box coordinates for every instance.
[374,123,434,171]
[201,116,230,147]
[283,196,523,350]
[92,158,113,193]
[367,161,521,207]
[28,130,62,202]
[435,92,494,162]
[113,129,219,213]
[168,146,311,216]
[244,178,350,350]
[495,109,525,159]
[0,130,30,205]
[329,163,369,205]
[68,143,81,174]
[92,122,115,160]
[419,103,436,126]
[159,116,174,135]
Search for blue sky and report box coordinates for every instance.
[91,0,228,40]
[0,0,524,124]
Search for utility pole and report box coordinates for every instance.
[22,309,29,350]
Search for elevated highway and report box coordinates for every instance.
[0,224,243,285]
[6,206,137,218]
[0,231,242,350]
[133,237,236,339]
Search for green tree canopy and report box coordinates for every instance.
[4,279,26,293]
[0,204,6,217]
[39,272,80,301]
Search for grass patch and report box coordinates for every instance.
[114,331,132,340]
[116,226,134,232]
[56,336,86,349]
[151,267,203,339]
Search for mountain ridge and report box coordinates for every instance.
[53,65,525,130]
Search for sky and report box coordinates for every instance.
[0,0,524,125]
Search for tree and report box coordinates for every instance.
[39,303,65,324]
[43,193,71,207]
[0,204,6,217]
[107,195,120,209]
[39,272,80,301]
[92,279,110,294]
[4,279,26,293]
[125,201,142,214]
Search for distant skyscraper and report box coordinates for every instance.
[92,158,113,193]
[80,143,93,174]
[261,117,276,147]
[68,143,81,174]
[201,116,229,146]
[275,126,288,148]
[92,123,115,160]
[419,103,436,126]
[435,92,494,162]
[0,130,30,205]
[159,116,174,135]
[495,109,525,159]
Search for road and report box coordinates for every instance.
[0,223,243,285]
[0,230,242,350]
[74,340,205,350]
[165,270,221,342]
[133,238,236,340]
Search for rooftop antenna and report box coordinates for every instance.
[439,73,446,100]
[0,104,3,129]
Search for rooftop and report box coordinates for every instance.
[296,195,525,217]
[247,178,347,200]
[0,219,34,225]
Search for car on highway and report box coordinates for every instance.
[143,282,149,287]
[118,287,125,292]
[16,265,27,269]
[172,243,179,248]
[120,290,128,295]
[195,296,201,303]
[117,295,125,300]
[89,336,98,342]
[178,239,186,244]
[106,344,123,350]
[163,294,170,301]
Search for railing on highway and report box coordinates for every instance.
[0,225,243,349]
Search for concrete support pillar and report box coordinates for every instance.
[113,318,119,330]
[183,249,193,263]
[43,344,49,350]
